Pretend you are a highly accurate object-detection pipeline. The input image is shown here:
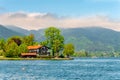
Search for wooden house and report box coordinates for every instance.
[21,45,50,57]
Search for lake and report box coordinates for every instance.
[0,58,120,80]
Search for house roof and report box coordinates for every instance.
[27,45,42,49]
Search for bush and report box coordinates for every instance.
[4,49,14,57]
[59,54,65,58]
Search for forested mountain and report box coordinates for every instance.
[0,25,24,39]
[62,27,120,52]
[5,25,45,41]
[2,25,120,52]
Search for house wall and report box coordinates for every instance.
[28,49,40,53]
[27,46,50,56]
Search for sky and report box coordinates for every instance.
[0,0,120,31]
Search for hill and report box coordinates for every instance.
[5,25,45,41]
[0,25,24,39]
[5,25,29,35]
[62,27,120,52]
[2,25,120,52]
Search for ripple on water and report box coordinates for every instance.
[0,58,120,80]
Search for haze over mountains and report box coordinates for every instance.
[0,25,24,39]
[0,25,120,52]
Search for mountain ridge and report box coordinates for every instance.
[0,25,24,39]
[2,25,120,52]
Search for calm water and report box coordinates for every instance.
[0,58,120,80]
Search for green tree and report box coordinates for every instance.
[45,27,64,56]
[53,39,63,56]
[18,43,28,56]
[63,43,74,58]
[0,39,5,50]
[73,50,88,57]
[4,41,19,57]
[11,36,22,46]
[40,40,48,46]
[0,39,5,56]
[7,36,22,46]
[22,34,35,46]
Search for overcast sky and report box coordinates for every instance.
[0,0,120,31]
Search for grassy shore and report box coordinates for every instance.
[0,56,73,60]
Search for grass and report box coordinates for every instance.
[0,56,73,60]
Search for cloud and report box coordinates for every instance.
[9,12,28,18]
[0,12,120,31]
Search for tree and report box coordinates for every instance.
[6,36,22,46]
[0,39,5,56]
[53,39,63,56]
[45,27,64,56]
[22,34,35,46]
[4,41,19,57]
[40,40,48,46]
[63,43,74,58]
[11,37,22,46]
[73,50,88,57]
[18,43,28,56]
[10,36,22,46]
[0,39,5,50]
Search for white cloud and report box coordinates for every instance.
[0,12,120,31]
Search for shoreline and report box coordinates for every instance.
[0,57,73,60]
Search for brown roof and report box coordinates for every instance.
[21,53,37,56]
[27,45,42,49]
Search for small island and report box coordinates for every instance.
[0,27,74,60]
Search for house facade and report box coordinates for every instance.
[21,45,50,57]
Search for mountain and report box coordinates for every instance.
[0,25,24,39]
[4,25,45,41]
[29,29,45,41]
[1,25,120,52]
[5,25,29,35]
[61,27,120,52]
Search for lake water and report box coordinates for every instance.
[0,58,120,80]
